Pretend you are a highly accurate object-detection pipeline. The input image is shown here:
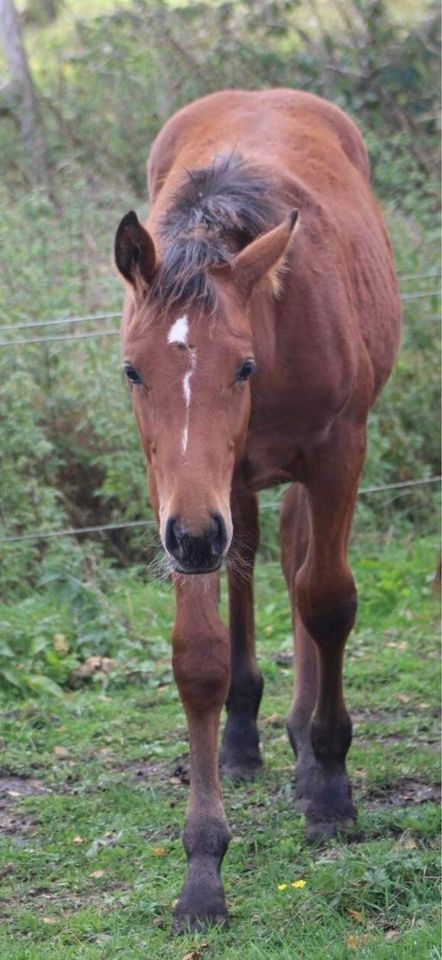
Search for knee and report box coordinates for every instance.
[172,626,230,711]
[296,568,357,646]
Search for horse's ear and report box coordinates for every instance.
[114,211,156,291]
[230,209,298,301]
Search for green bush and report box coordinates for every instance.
[0,0,439,693]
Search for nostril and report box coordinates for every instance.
[165,516,182,557]
[209,512,227,557]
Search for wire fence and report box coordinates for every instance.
[0,271,438,546]
[0,272,440,346]
[0,476,439,545]
[0,312,121,333]
[0,287,440,348]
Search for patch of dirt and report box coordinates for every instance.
[0,882,133,921]
[353,707,441,723]
[0,776,50,799]
[364,777,441,809]
[0,809,34,838]
[113,754,191,787]
[170,761,190,785]
[115,759,171,782]
[0,774,51,839]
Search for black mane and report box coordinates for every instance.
[149,153,284,313]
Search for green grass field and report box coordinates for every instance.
[0,534,440,959]
[0,1,439,956]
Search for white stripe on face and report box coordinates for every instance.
[182,350,196,454]
[167,315,196,455]
[167,314,188,345]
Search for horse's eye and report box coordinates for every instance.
[236,359,255,382]
[123,363,142,385]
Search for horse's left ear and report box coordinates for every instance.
[229,209,298,302]
[114,211,157,292]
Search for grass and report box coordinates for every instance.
[0,534,440,958]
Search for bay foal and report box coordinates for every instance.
[115,89,401,931]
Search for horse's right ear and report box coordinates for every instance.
[114,211,156,291]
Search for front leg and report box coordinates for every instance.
[220,481,264,780]
[172,573,231,933]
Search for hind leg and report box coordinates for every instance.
[281,418,365,840]
[219,479,263,780]
[280,483,317,762]
[281,483,326,820]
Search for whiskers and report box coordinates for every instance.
[225,531,253,585]
[145,545,174,584]
[144,528,254,589]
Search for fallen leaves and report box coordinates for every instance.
[181,944,208,960]
[346,932,370,950]
[70,657,115,683]
[346,934,359,949]
[151,847,167,857]
[347,908,363,923]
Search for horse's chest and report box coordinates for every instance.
[244,396,331,490]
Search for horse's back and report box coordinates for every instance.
[148,89,401,403]
[148,88,370,198]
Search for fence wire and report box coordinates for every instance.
[0,273,440,344]
[0,476,439,545]
[0,287,440,348]
[0,274,438,546]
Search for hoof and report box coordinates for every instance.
[172,910,229,936]
[220,716,262,783]
[172,869,228,935]
[305,812,356,844]
[294,757,357,842]
[219,756,262,782]
[172,904,228,934]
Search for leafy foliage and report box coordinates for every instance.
[0,0,440,689]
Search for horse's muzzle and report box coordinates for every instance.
[165,512,227,574]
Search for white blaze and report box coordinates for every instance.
[167,314,196,455]
[182,351,196,454]
[167,314,189,345]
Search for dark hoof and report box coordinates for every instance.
[172,908,228,934]
[172,871,228,935]
[220,716,262,783]
[305,813,356,844]
[294,758,357,842]
[172,896,228,934]
[219,756,262,782]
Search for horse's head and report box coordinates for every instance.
[115,208,297,574]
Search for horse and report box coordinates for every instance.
[114,88,401,932]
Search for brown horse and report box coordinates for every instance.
[114,89,401,932]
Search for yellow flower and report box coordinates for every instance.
[291,879,306,889]
[277,883,288,891]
